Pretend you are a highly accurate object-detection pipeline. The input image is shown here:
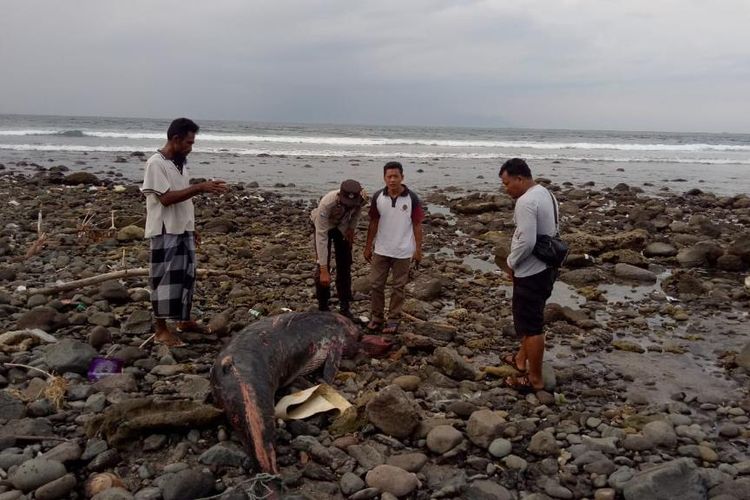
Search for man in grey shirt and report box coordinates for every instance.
[499,158,559,393]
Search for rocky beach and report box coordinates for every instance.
[0,153,749,500]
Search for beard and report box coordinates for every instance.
[172,152,187,168]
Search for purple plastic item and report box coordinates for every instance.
[87,357,124,382]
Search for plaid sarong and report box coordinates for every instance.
[149,232,196,320]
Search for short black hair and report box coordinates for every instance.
[499,158,532,179]
[167,118,199,140]
[383,161,403,175]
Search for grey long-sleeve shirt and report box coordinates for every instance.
[310,190,363,266]
[507,184,559,278]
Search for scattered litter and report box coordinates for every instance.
[139,334,155,349]
[274,384,351,420]
[16,285,27,293]
[745,275,750,291]
[249,309,263,318]
[8,200,20,206]
[113,185,126,192]
[88,357,124,382]
[280,307,293,312]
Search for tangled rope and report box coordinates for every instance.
[195,473,281,500]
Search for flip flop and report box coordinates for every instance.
[382,320,400,335]
[504,374,542,395]
[501,353,527,373]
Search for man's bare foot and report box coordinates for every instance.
[155,329,185,347]
[176,320,210,334]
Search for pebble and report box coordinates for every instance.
[467,409,505,448]
[386,452,429,473]
[9,458,67,492]
[425,425,463,454]
[340,471,365,495]
[34,473,77,500]
[365,465,420,497]
[488,438,512,458]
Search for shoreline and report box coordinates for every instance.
[2,149,750,199]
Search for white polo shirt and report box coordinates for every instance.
[141,152,195,238]
[369,185,425,259]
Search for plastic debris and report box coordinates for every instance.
[88,357,124,382]
[274,384,351,420]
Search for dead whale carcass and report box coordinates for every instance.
[210,311,359,474]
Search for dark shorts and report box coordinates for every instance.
[512,267,557,337]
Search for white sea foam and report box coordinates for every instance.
[1,129,749,152]
[2,143,749,165]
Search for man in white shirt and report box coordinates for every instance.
[364,162,424,334]
[141,118,228,346]
[310,179,366,316]
[499,158,559,393]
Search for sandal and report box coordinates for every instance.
[382,321,400,335]
[501,353,526,373]
[504,374,542,395]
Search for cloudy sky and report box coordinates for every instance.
[1,0,748,132]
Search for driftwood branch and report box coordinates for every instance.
[28,268,247,296]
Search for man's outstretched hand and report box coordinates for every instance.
[200,180,229,194]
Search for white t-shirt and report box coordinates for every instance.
[369,186,425,259]
[141,152,195,238]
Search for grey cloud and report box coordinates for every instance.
[1,0,748,132]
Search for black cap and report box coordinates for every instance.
[339,179,363,206]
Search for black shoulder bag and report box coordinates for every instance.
[532,190,569,268]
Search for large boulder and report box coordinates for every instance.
[413,276,443,301]
[45,339,97,375]
[432,347,479,380]
[99,280,131,303]
[644,242,678,258]
[62,172,100,185]
[677,241,723,268]
[565,229,648,255]
[558,267,610,287]
[203,217,239,234]
[622,458,706,500]
[449,193,512,215]
[728,232,750,262]
[116,225,144,242]
[736,341,750,371]
[614,263,657,283]
[467,410,505,448]
[17,306,68,332]
[365,464,420,497]
[9,458,67,492]
[365,385,419,439]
